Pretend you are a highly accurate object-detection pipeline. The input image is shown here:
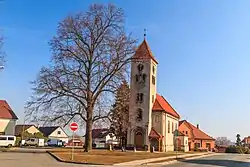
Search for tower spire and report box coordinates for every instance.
[144,28,146,40]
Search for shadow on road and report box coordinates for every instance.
[178,159,250,167]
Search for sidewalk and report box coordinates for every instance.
[113,152,214,166]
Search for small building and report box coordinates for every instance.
[174,130,189,152]
[39,126,69,143]
[242,136,250,148]
[92,128,118,148]
[67,135,84,147]
[178,120,215,151]
[15,124,41,137]
[0,100,18,135]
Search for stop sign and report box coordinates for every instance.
[70,122,78,132]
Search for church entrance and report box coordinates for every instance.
[135,131,144,147]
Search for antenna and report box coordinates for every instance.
[144,28,146,39]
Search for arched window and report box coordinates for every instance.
[172,122,174,133]
[168,121,170,133]
[136,108,143,121]
[137,64,144,72]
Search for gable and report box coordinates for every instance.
[0,100,18,120]
[49,127,68,138]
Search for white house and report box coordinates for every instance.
[92,128,118,148]
[39,126,69,143]
[0,100,18,135]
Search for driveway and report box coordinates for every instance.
[163,153,250,167]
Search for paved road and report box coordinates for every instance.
[0,152,101,167]
[163,154,250,167]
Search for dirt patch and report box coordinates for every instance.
[49,149,182,165]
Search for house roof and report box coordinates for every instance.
[38,126,60,137]
[179,120,215,140]
[92,128,110,139]
[132,39,158,64]
[149,127,163,139]
[0,100,18,120]
[15,124,36,136]
[152,94,181,119]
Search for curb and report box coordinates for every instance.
[46,151,105,166]
[146,153,215,166]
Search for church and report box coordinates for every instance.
[126,38,215,152]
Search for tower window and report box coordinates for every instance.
[152,76,155,85]
[135,75,139,82]
[142,74,147,82]
[152,95,154,103]
[136,93,144,103]
[136,108,143,121]
[152,66,155,74]
[137,64,144,72]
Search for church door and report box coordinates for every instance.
[135,131,143,147]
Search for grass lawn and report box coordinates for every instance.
[49,149,188,165]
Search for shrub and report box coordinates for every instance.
[225,145,247,154]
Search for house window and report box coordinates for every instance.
[57,131,61,135]
[195,143,201,148]
[136,93,144,103]
[136,108,143,121]
[155,115,159,123]
[152,76,155,85]
[168,121,170,133]
[172,122,174,133]
[186,131,188,135]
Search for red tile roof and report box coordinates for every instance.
[132,39,158,64]
[152,94,181,119]
[179,120,215,140]
[149,127,163,139]
[0,100,18,120]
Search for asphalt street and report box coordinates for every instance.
[163,154,250,167]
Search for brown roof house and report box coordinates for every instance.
[0,100,18,135]
[15,124,41,137]
[178,120,215,151]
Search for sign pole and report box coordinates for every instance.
[72,131,74,160]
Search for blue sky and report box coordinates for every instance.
[1,0,250,141]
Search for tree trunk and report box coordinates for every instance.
[84,106,93,152]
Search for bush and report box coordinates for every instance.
[15,137,22,146]
[225,146,248,154]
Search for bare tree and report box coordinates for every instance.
[25,4,136,152]
[215,137,232,146]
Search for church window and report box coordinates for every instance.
[152,76,155,85]
[152,66,155,74]
[168,121,170,133]
[152,95,154,103]
[175,123,177,130]
[136,93,144,103]
[142,74,147,82]
[137,64,144,72]
[135,74,139,82]
[136,108,143,121]
[172,122,174,133]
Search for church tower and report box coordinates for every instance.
[127,38,158,149]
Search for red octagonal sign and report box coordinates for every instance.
[70,122,78,132]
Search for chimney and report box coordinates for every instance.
[197,124,199,129]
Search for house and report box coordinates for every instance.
[127,39,181,152]
[242,136,250,148]
[38,126,69,143]
[67,135,84,147]
[178,120,215,151]
[0,100,18,135]
[15,124,41,137]
[92,128,118,148]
